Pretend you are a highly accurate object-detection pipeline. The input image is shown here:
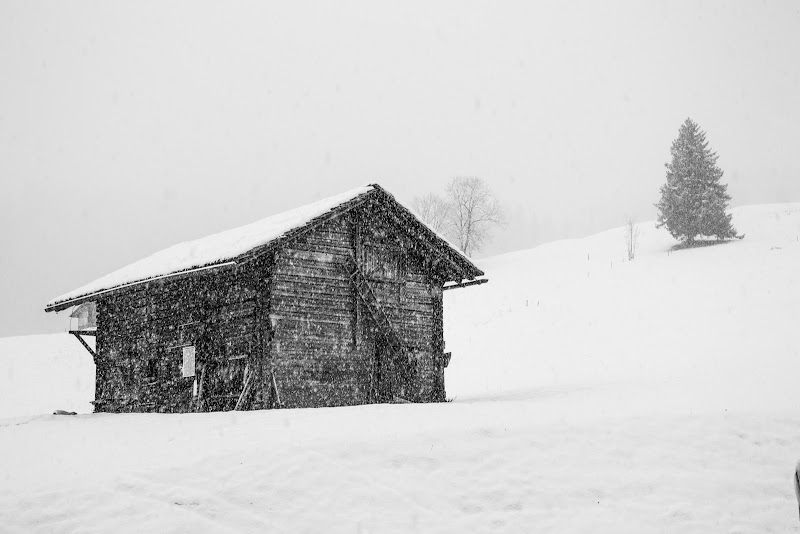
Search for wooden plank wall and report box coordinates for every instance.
[94,262,265,413]
[268,204,446,408]
[269,217,371,407]
[92,201,449,412]
[357,207,443,402]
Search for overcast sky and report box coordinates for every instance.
[2,0,799,336]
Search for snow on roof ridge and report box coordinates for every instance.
[46,184,376,308]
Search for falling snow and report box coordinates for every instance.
[2,203,800,532]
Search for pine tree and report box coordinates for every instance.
[656,118,739,244]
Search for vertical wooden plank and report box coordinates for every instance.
[432,278,445,401]
[94,300,106,411]
[262,255,275,408]
[194,365,206,412]
[352,214,362,349]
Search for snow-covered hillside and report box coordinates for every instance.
[446,203,800,414]
[1,203,799,533]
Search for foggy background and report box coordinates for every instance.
[2,0,799,336]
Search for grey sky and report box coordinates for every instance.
[2,0,799,336]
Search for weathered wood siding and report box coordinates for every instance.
[269,217,370,408]
[92,198,450,413]
[94,262,266,413]
[355,205,445,402]
[267,206,447,408]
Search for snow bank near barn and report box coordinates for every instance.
[0,334,95,418]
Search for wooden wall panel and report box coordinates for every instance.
[268,217,373,408]
[94,261,266,413]
[92,199,452,412]
[354,203,445,403]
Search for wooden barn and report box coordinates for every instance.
[45,184,486,412]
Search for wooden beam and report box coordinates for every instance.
[271,371,282,408]
[233,362,254,411]
[68,329,96,336]
[194,366,207,413]
[442,279,488,291]
[71,332,96,358]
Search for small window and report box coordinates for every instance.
[182,346,196,378]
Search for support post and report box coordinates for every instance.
[194,365,206,413]
[71,332,96,358]
[234,362,254,411]
[442,278,488,291]
[271,371,282,407]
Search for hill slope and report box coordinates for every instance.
[445,203,800,415]
[1,203,799,533]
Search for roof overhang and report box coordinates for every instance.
[442,278,489,291]
[45,261,237,313]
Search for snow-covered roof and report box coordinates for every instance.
[46,185,374,310]
[45,184,482,311]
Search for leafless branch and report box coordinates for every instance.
[410,193,452,235]
[445,177,505,256]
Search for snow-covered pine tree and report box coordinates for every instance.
[655,118,739,244]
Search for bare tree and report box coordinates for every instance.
[411,193,452,235]
[625,216,640,261]
[445,177,504,256]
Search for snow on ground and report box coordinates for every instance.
[2,203,800,532]
[446,203,800,409]
[0,334,94,419]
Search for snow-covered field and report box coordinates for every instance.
[1,203,799,532]
[0,334,95,419]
